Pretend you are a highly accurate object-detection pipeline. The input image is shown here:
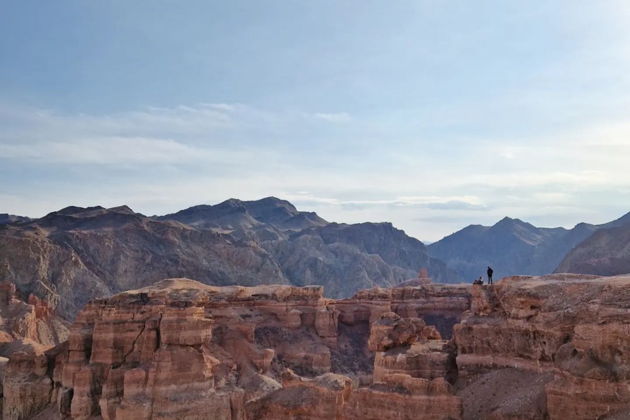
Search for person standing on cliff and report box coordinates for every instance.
[487,266,494,285]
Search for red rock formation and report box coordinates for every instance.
[8,274,630,419]
[2,279,469,419]
[397,268,433,287]
[0,280,67,351]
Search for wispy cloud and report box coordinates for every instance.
[1,100,630,241]
[312,112,352,123]
[0,137,203,164]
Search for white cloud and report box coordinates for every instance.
[312,112,351,123]
[0,137,204,164]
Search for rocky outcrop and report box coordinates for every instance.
[3,279,470,420]
[0,280,68,420]
[454,274,630,420]
[0,280,68,357]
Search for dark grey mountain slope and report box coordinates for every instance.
[268,222,457,297]
[161,198,459,294]
[556,213,630,276]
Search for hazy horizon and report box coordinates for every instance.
[2,1,630,241]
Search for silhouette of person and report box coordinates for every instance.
[487,266,494,285]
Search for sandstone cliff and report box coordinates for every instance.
[0,280,68,357]
[2,279,469,420]
[0,280,69,417]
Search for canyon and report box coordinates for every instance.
[3,273,630,419]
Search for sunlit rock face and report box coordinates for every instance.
[5,274,630,419]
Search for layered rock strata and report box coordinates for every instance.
[454,274,630,420]
[4,279,469,419]
[0,280,68,354]
[7,274,630,420]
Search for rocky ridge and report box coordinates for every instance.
[0,281,68,356]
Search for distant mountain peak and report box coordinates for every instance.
[214,199,247,211]
[219,198,245,207]
[256,196,292,205]
[159,197,327,232]
[245,196,298,212]
[54,205,106,216]
[108,205,136,215]
[489,217,539,235]
[493,216,527,226]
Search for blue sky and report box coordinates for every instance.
[1,1,630,241]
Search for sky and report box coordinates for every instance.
[1,1,630,242]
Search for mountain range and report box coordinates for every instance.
[0,197,454,318]
[428,211,630,281]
